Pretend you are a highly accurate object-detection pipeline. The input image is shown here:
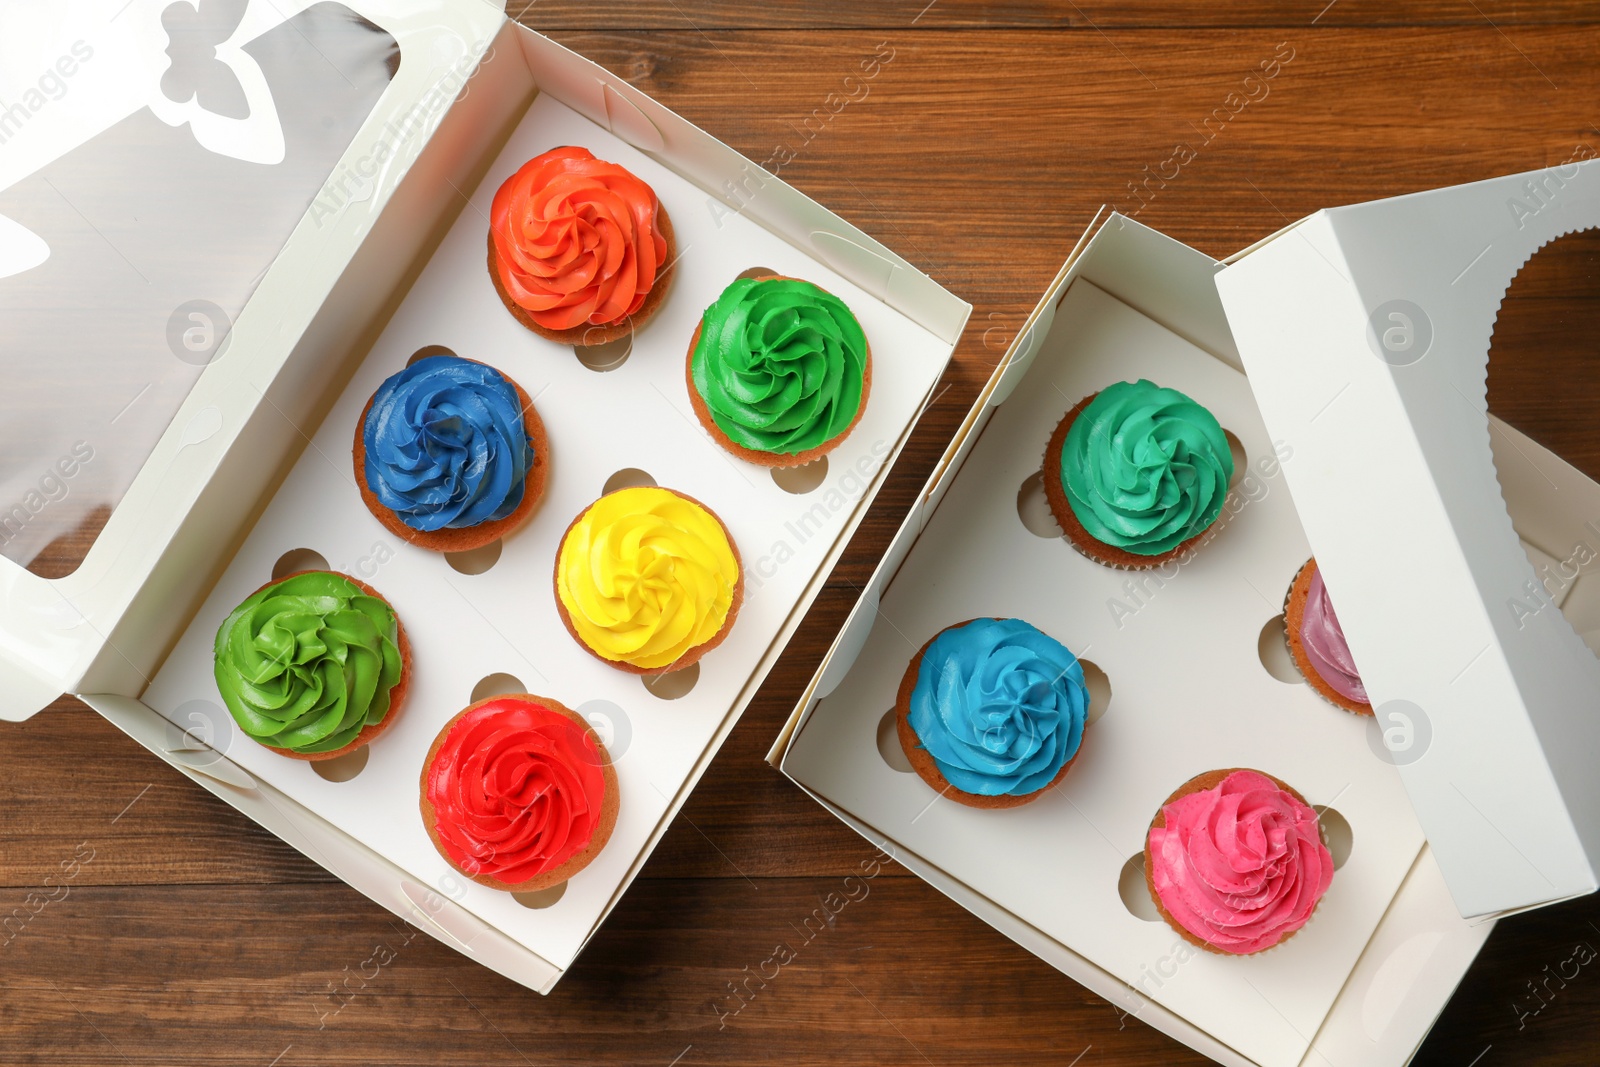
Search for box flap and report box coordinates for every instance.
[1217,160,1600,918]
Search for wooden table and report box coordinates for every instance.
[6,3,1600,1063]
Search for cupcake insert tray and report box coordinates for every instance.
[139,90,956,976]
[781,278,1439,1067]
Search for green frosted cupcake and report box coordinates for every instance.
[213,570,409,760]
[686,273,871,468]
[1043,379,1234,570]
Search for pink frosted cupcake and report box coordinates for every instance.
[1144,769,1333,955]
[1285,558,1372,715]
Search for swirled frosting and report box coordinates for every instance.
[907,618,1088,797]
[1060,379,1233,555]
[1147,770,1333,954]
[425,697,608,884]
[362,355,533,532]
[690,276,868,455]
[556,487,740,670]
[213,571,403,754]
[490,146,667,331]
[1301,566,1368,703]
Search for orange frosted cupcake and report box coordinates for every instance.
[488,146,675,346]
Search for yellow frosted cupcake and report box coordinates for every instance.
[553,486,742,673]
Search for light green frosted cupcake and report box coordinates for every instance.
[213,570,409,760]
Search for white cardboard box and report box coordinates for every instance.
[1217,164,1600,920]
[770,178,1600,1064]
[0,0,967,991]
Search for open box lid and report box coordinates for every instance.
[1216,159,1600,920]
[0,0,506,718]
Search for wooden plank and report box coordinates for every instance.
[2,880,1205,1066]
[4,879,1598,1064]
[516,1,1600,29]
[0,699,332,886]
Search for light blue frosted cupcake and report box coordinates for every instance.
[895,617,1090,808]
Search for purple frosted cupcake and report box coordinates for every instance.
[1285,558,1371,715]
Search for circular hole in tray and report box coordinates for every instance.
[446,538,502,576]
[272,547,329,579]
[1119,852,1162,922]
[311,745,369,782]
[1079,659,1112,724]
[876,709,913,773]
[771,455,828,495]
[1258,614,1304,685]
[513,881,568,909]
[603,467,657,495]
[1016,471,1062,539]
[1316,806,1354,870]
[407,344,456,367]
[575,332,632,372]
[1224,430,1247,489]
[642,662,699,700]
[471,673,526,703]
[736,266,779,281]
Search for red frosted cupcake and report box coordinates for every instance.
[488,146,676,346]
[420,694,618,891]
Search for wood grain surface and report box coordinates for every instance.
[5,3,1600,1064]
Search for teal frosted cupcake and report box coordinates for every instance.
[1043,379,1234,570]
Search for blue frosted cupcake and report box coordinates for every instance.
[354,354,547,551]
[894,617,1090,809]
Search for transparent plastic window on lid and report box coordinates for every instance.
[0,1,400,575]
